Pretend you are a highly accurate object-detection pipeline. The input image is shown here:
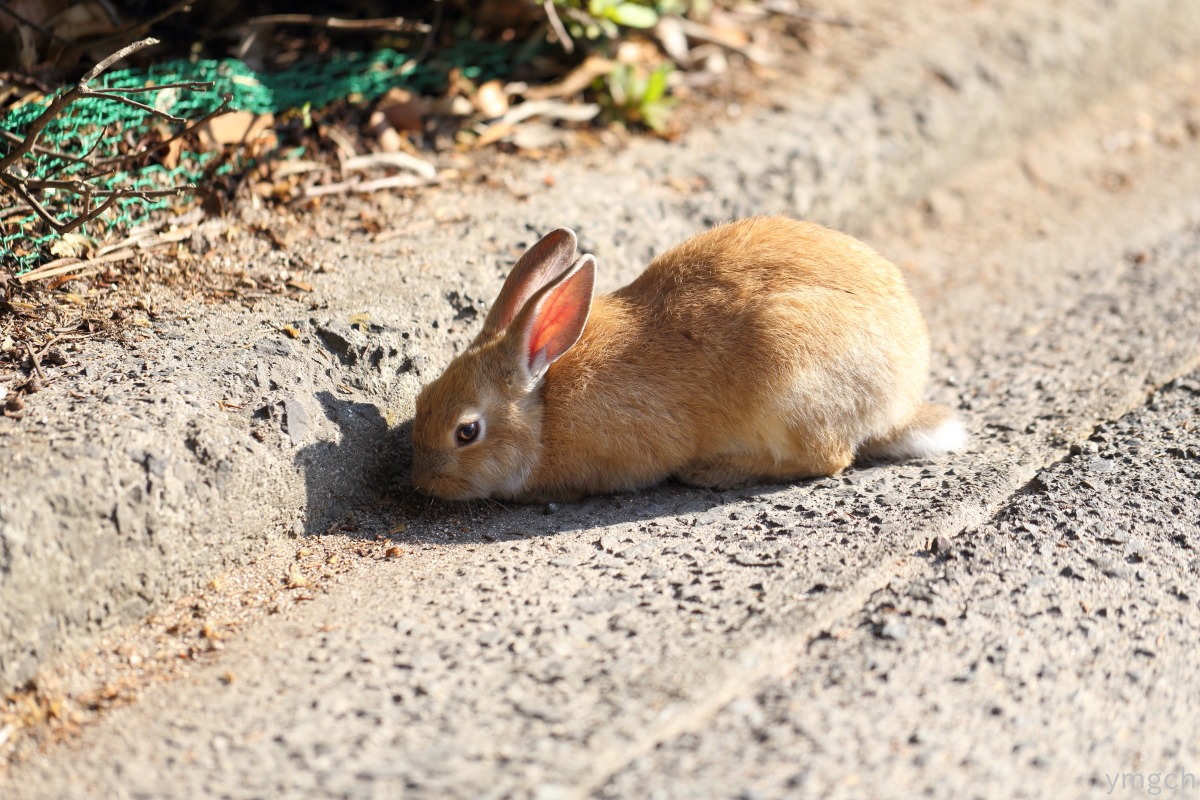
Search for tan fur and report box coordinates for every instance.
[411,217,963,502]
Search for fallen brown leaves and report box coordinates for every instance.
[0,212,326,396]
[1,1,822,396]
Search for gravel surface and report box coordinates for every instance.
[5,0,1200,691]
[2,0,1200,797]
[600,372,1200,800]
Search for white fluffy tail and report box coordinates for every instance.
[860,403,968,462]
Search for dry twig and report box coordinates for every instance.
[543,2,575,54]
[240,13,430,33]
[301,174,436,199]
[24,342,45,380]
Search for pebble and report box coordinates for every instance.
[282,397,310,445]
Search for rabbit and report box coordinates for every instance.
[411,216,966,502]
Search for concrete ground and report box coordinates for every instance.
[2,0,1200,797]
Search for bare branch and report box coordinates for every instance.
[82,90,188,124]
[0,36,217,242]
[241,13,430,33]
[80,38,162,84]
[0,129,90,164]
[91,81,213,95]
[414,0,446,65]
[301,174,437,199]
[3,176,84,233]
[543,1,575,54]
[23,179,195,198]
[0,38,162,174]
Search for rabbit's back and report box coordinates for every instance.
[531,217,932,498]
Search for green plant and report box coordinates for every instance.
[602,62,678,132]
[551,0,665,40]
[588,0,660,29]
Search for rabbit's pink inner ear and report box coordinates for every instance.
[481,228,577,337]
[525,256,595,379]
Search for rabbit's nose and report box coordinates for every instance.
[410,450,447,494]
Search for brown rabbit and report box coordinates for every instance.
[411,217,965,502]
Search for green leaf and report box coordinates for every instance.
[606,3,659,28]
[642,65,672,104]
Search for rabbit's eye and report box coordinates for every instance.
[455,421,480,445]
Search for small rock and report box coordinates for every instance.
[880,620,908,641]
[254,338,293,358]
[282,397,310,445]
[572,590,634,614]
[598,534,624,554]
[1060,565,1085,581]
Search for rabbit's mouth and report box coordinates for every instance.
[412,471,487,502]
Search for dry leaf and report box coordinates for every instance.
[342,152,437,180]
[475,101,600,148]
[473,79,510,118]
[655,17,691,64]
[48,1,118,42]
[377,125,404,153]
[163,137,185,170]
[377,88,430,132]
[525,56,616,101]
[197,112,275,149]
[48,232,92,258]
[272,160,328,180]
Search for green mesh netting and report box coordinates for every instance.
[0,41,517,272]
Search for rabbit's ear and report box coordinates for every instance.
[480,228,578,339]
[514,254,595,383]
